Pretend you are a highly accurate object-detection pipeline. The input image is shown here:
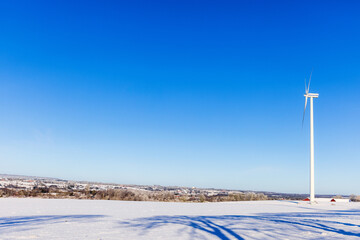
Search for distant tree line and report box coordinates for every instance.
[0,187,269,202]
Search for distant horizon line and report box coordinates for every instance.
[0,173,351,197]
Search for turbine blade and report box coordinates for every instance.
[307,71,313,93]
[302,96,308,127]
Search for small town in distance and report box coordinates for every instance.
[1,174,358,203]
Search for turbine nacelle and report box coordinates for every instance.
[304,93,319,98]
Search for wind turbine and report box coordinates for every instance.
[302,72,319,203]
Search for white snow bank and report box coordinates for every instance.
[0,198,359,239]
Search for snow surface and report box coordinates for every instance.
[0,198,359,239]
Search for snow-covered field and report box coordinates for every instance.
[0,198,359,239]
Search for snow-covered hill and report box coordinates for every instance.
[0,198,359,239]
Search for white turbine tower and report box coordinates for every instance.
[302,72,319,203]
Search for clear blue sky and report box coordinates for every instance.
[0,1,359,195]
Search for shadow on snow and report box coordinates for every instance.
[0,214,105,230]
[120,209,360,240]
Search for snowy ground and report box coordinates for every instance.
[0,198,359,239]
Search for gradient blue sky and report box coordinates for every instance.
[0,1,359,194]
